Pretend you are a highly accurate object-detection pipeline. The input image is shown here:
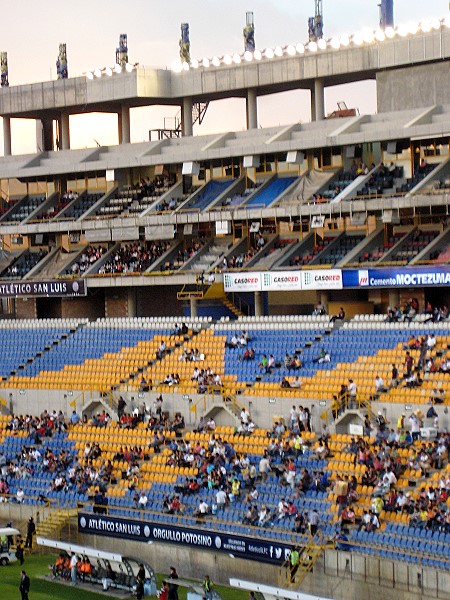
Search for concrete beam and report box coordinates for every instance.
[2,116,11,156]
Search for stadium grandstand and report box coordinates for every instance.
[0,2,450,599]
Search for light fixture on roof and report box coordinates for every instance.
[408,22,419,35]
[384,26,395,38]
[431,18,441,30]
[191,58,199,68]
[86,71,94,80]
[93,67,102,78]
[182,61,190,71]
[286,45,296,56]
[307,41,318,52]
[352,32,364,45]
[105,66,113,76]
[114,63,122,73]
[274,46,283,57]
[244,50,253,61]
[362,29,374,43]
[253,49,262,60]
[296,42,305,54]
[202,57,210,67]
[125,62,133,72]
[330,37,341,49]
[232,53,241,64]
[375,29,386,42]
[223,54,232,65]
[264,47,274,59]
[420,19,432,33]
[317,38,327,50]
[171,60,182,73]
[340,34,350,46]
[212,56,220,66]
[397,24,408,37]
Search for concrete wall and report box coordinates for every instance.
[377,62,450,112]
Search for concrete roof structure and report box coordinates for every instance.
[0,104,448,180]
[0,27,449,118]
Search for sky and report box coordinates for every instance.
[1,0,448,154]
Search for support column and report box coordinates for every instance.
[120,105,130,144]
[246,88,258,130]
[3,116,11,156]
[189,297,198,318]
[60,112,70,150]
[36,119,54,152]
[254,291,263,317]
[182,97,193,137]
[313,78,325,121]
[320,291,329,313]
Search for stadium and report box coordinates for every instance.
[0,1,450,598]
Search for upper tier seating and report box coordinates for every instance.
[244,177,297,208]
[56,191,103,220]
[1,249,49,279]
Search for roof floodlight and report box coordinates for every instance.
[375,29,386,42]
[191,58,199,68]
[397,24,408,37]
[93,67,102,78]
[182,61,190,71]
[202,57,210,67]
[114,63,122,73]
[352,32,364,45]
[420,20,432,33]
[86,71,94,80]
[384,26,395,38]
[307,41,318,52]
[223,54,232,65]
[296,42,305,54]
[431,18,441,30]
[443,16,450,28]
[274,46,283,57]
[286,45,296,56]
[340,34,350,47]
[105,66,113,76]
[232,53,241,64]
[317,38,327,50]
[264,47,274,59]
[212,56,220,66]
[244,50,253,61]
[125,63,133,72]
[408,22,419,35]
[253,49,262,60]
[362,29,374,43]
[330,37,341,49]
[171,60,182,73]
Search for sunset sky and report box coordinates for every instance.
[1,0,448,154]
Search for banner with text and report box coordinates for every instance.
[78,513,292,565]
[0,279,87,298]
[342,266,450,289]
[301,269,343,290]
[261,271,302,291]
[223,272,262,292]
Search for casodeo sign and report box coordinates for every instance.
[223,273,262,292]
[262,271,301,291]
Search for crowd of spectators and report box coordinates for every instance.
[67,245,105,275]
[98,241,171,274]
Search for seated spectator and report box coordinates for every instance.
[330,307,345,323]
[242,347,255,361]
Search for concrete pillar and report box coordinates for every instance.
[246,88,258,130]
[388,290,400,309]
[320,291,329,312]
[182,97,193,137]
[127,288,137,317]
[254,291,263,317]
[3,116,11,156]
[120,105,130,144]
[190,297,198,318]
[60,112,70,150]
[36,119,54,152]
[117,112,123,145]
[313,78,325,121]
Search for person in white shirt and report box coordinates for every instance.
[215,488,227,509]
[138,492,148,508]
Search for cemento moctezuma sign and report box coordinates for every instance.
[0,280,86,298]
[78,513,292,565]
